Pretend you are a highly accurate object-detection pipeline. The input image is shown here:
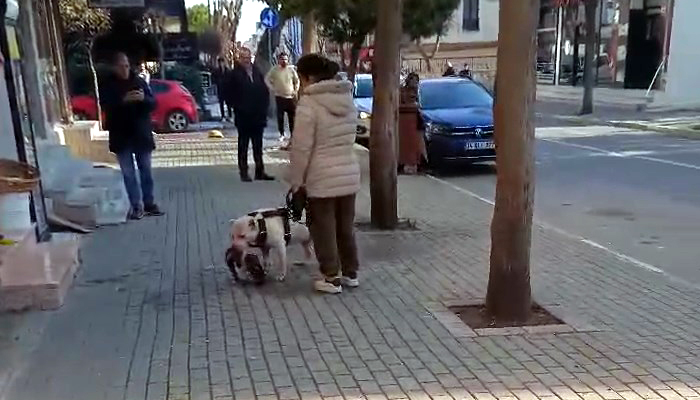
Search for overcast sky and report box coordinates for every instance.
[184,0,266,43]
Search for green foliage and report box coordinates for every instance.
[403,0,460,41]
[163,64,205,106]
[316,0,376,46]
[265,0,458,46]
[59,0,111,38]
[188,4,211,33]
[59,0,111,64]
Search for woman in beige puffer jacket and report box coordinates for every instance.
[287,54,361,294]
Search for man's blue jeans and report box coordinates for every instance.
[116,151,154,209]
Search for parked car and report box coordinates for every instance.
[71,79,199,133]
[352,74,373,142]
[419,77,495,167]
[352,75,495,168]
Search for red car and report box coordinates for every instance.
[71,79,199,133]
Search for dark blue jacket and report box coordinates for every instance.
[99,73,156,153]
[224,64,270,131]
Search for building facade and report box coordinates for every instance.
[402,0,499,80]
[1,0,84,310]
[662,0,700,106]
[402,0,674,92]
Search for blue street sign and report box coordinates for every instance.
[260,7,279,29]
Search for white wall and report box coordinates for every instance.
[664,0,700,105]
[439,0,500,44]
[0,74,32,232]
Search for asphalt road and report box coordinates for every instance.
[433,126,700,286]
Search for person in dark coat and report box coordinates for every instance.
[100,52,164,220]
[458,63,472,79]
[212,57,232,121]
[224,47,274,182]
[443,61,456,77]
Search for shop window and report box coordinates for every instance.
[462,0,479,32]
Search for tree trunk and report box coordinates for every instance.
[347,41,362,83]
[580,0,597,115]
[88,41,103,129]
[485,0,539,324]
[302,12,316,55]
[369,0,401,230]
[415,36,441,73]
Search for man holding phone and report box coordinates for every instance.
[100,52,164,220]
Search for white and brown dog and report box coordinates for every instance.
[229,207,313,282]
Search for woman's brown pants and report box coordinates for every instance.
[307,195,359,279]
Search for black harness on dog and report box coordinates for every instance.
[225,191,309,285]
[248,207,292,248]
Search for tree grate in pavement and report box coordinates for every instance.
[424,300,603,337]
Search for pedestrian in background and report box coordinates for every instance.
[265,53,299,146]
[225,47,274,182]
[138,62,150,85]
[100,52,164,220]
[287,54,361,294]
[213,57,232,121]
[458,63,472,79]
[443,61,456,77]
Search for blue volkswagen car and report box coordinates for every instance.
[419,78,495,167]
[352,75,495,167]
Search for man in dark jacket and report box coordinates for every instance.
[100,52,164,220]
[225,47,274,182]
[443,61,456,77]
[212,57,231,121]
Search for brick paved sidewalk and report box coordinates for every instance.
[4,135,700,400]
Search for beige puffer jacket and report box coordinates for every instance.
[287,80,361,198]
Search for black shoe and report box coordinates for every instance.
[241,174,253,182]
[255,173,275,181]
[128,207,145,220]
[144,204,165,216]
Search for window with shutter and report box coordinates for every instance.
[462,0,480,31]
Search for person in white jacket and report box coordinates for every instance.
[287,54,361,294]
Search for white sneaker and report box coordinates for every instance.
[341,275,359,288]
[314,278,342,294]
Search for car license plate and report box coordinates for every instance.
[465,141,495,150]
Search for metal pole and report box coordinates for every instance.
[554,6,564,86]
[268,28,272,64]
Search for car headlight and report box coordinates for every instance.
[359,111,371,120]
[425,122,450,139]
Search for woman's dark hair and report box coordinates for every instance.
[296,54,340,82]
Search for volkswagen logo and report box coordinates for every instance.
[474,128,483,137]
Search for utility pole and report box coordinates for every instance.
[485,0,540,323]
[369,0,401,229]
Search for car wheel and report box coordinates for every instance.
[166,111,189,132]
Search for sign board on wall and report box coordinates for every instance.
[163,33,197,63]
[88,0,145,8]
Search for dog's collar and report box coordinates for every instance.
[247,207,291,247]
